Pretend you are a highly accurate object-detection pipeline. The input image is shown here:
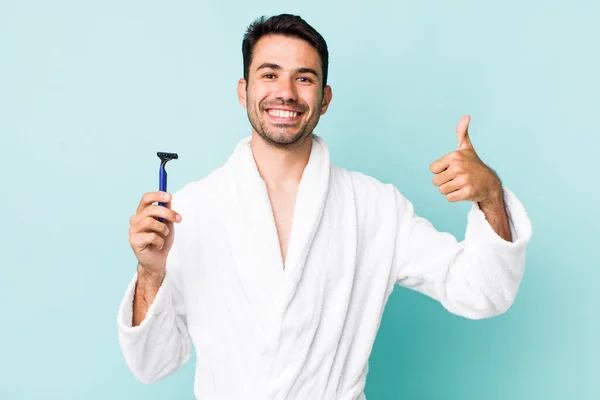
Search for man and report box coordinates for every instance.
[118,14,532,399]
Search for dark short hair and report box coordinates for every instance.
[242,14,329,89]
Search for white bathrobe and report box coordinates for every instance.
[117,135,532,399]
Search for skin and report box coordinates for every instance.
[128,192,181,326]
[236,35,332,190]
[430,115,512,242]
[128,34,511,327]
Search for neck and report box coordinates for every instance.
[250,131,313,192]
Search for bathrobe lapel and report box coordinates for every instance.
[220,135,331,337]
[276,135,330,303]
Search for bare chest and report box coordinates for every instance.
[267,189,297,266]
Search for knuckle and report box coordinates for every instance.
[129,235,141,247]
[153,207,165,220]
[148,215,159,226]
[138,216,149,229]
[154,219,164,232]
[146,204,157,217]
[147,192,160,203]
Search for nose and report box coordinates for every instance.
[273,76,298,102]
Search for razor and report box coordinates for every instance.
[157,152,178,222]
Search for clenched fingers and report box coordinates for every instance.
[432,166,459,187]
[130,204,181,226]
[439,177,465,195]
[430,151,461,174]
[129,215,172,237]
[130,232,166,251]
[445,187,473,203]
[136,191,172,214]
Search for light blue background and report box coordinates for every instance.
[1,0,598,399]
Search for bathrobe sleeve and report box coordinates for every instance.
[117,243,192,384]
[393,186,533,319]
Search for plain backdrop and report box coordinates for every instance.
[1,0,598,399]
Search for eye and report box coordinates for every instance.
[297,76,313,83]
[262,73,276,79]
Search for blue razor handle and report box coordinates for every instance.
[157,152,179,222]
[158,165,167,207]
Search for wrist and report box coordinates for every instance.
[478,191,505,213]
[479,189,504,210]
[137,264,166,287]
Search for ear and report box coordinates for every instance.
[237,78,247,108]
[320,85,333,115]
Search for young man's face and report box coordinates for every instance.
[238,34,332,149]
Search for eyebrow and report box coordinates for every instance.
[256,63,320,78]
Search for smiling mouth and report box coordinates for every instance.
[265,108,303,123]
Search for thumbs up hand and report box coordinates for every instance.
[430,115,503,205]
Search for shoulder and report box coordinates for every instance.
[170,166,226,212]
[331,165,407,219]
[333,165,399,202]
[332,165,417,220]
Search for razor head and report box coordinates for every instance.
[157,152,179,167]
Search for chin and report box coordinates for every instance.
[261,130,308,148]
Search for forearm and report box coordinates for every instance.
[478,191,512,242]
[118,266,191,384]
[132,264,166,326]
[394,185,532,320]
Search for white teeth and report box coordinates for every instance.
[268,109,298,118]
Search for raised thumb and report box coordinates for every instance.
[456,115,473,150]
